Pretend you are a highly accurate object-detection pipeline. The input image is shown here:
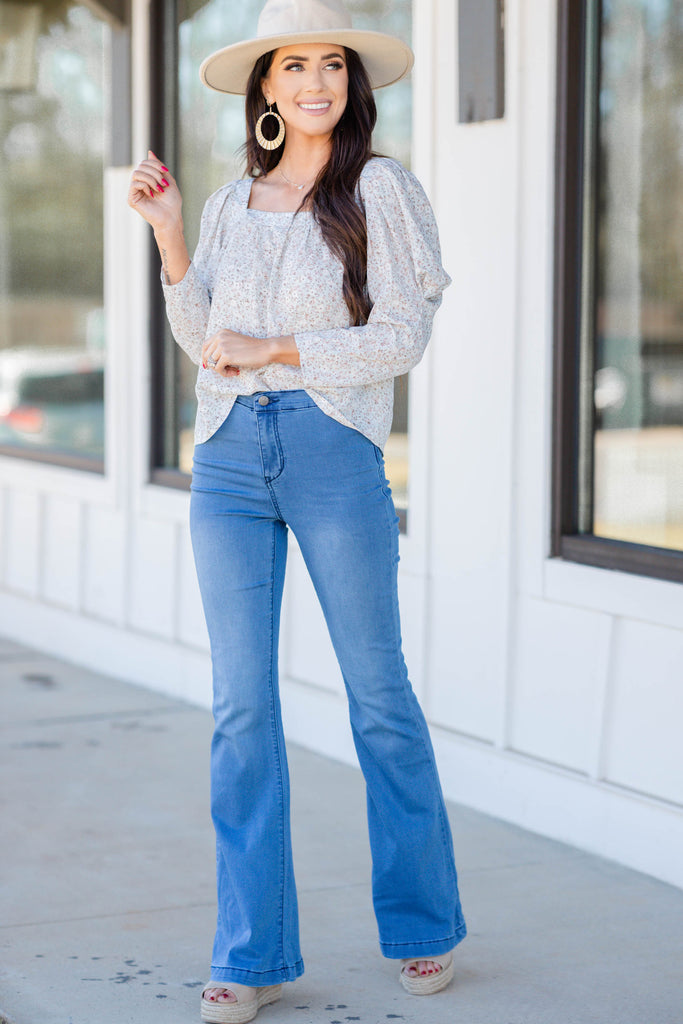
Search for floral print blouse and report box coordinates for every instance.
[161,156,451,451]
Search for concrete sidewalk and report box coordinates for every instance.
[1,635,682,1024]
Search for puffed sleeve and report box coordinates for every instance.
[160,183,233,366]
[294,158,451,387]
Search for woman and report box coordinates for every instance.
[128,1,466,1020]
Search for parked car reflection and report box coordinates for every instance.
[0,348,105,459]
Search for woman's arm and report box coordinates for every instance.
[155,224,190,287]
[128,151,190,285]
[129,151,221,367]
[201,331,299,376]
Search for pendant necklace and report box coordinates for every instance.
[278,165,315,191]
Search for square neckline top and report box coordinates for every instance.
[245,175,313,216]
[162,157,451,452]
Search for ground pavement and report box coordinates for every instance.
[1,635,683,1024]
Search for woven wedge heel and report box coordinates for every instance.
[200,981,282,1023]
[399,950,454,995]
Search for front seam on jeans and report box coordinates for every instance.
[264,414,286,516]
[254,409,285,520]
[268,411,286,484]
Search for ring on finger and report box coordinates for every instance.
[206,355,218,368]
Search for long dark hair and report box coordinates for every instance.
[242,48,377,326]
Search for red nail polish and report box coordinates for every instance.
[161,166,169,172]
[161,178,169,187]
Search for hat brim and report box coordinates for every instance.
[199,29,414,95]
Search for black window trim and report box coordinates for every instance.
[551,0,683,585]
[149,0,182,483]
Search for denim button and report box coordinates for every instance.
[258,395,270,406]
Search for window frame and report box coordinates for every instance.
[551,0,683,585]
[148,0,183,486]
[0,1,131,475]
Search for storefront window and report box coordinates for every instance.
[0,2,111,466]
[157,0,412,524]
[578,0,683,551]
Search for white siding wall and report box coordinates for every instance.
[1,0,682,890]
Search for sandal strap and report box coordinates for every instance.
[400,949,453,972]
[202,981,257,1004]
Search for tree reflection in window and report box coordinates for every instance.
[0,3,111,463]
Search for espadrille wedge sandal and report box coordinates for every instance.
[399,950,454,995]
[200,981,282,1023]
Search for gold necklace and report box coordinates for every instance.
[278,165,315,191]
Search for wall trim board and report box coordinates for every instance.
[0,591,212,709]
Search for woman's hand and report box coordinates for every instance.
[128,151,182,235]
[129,151,190,285]
[202,330,276,377]
[202,332,301,376]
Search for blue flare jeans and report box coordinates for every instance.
[189,390,467,986]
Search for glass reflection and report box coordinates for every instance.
[0,3,109,462]
[592,0,683,550]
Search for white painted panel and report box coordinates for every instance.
[42,495,82,610]
[281,677,360,769]
[83,504,127,624]
[428,0,519,750]
[429,157,517,585]
[430,723,683,891]
[140,483,190,524]
[128,517,177,638]
[282,547,343,695]
[428,570,505,742]
[427,398,512,744]
[544,557,683,633]
[509,597,610,774]
[0,589,213,711]
[397,570,426,703]
[0,486,5,584]
[0,456,113,504]
[176,525,209,650]
[604,619,683,806]
[4,489,41,596]
[512,0,558,600]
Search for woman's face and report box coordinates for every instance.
[262,42,349,140]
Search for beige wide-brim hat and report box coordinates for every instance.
[199,0,414,95]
